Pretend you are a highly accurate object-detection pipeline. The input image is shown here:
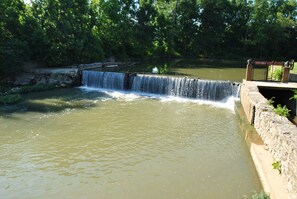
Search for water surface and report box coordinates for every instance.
[0,88,261,198]
[125,59,266,82]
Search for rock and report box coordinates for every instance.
[78,63,102,70]
[11,67,76,87]
[14,73,35,86]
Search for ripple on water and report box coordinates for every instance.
[0,89,261,199]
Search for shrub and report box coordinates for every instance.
[271,67,282,81]
[159,65,168,74]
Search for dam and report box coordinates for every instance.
[0,69,262,199]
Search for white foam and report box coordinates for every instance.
[79,86,239,112]
[159,96,238,112]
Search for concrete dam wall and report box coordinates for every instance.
[240,80,297,198]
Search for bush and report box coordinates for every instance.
[271,67,282,81]
[159,65,168,74]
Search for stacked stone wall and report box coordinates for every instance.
[14,68,80,87]
[241,80,297,198]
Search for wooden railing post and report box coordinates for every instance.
[282,66,290,83]
[246,59,253,81]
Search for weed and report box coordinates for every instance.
[289,89,297,100]
[249,191,270,199]
[274,104,290,118]
[267,97,275,106]
[272,161,281,174]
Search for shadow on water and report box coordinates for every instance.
[0,88,108,117]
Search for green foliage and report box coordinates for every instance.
[289,89,297,100]
[0,94,22,105]
[159,65,168,74]
[272,161,281,174]
[271,68,283,81]
[25,0,104,66]
[267,97,275,106]
[0,0,28,78]
[1,0,297,80]
[250,191,270,199]
[274,104,290,118]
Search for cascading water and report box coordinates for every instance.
[82,71,240,101]
[131,75,240,101]
[82,70,126,90]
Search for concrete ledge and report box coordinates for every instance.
[240,80,297,198]
[14,68,80,87]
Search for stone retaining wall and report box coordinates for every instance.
[14,68,80,87]
[241,80,297,198]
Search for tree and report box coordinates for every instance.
[27,0,104,66]
[1,0,297,81]
[134,0,157,56]
[93,0,138,59]
[174,0,200,55]
[0,0,28,78]
[223,0,252,57]
[198,0,230,56]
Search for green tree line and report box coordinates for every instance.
[1,0,297,78]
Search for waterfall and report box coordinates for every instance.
[81,71,240,101]
[131,75,240,101]
[82,70,126,90]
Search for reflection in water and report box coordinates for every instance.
[0,88,261,199]
[126,59,267,82]
[129,59,246,82]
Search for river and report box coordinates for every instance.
[0,87,261,199]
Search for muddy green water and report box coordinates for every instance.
[0,88,261,199]
[128,59,266,82]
